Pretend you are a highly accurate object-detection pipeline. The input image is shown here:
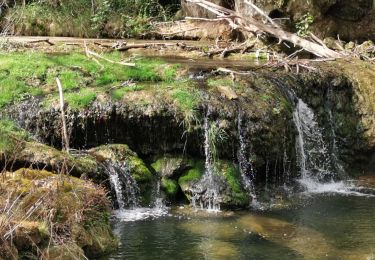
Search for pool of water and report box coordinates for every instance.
[104,182,375,260]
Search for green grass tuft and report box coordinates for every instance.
[65,89,97,109]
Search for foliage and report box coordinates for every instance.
[6,0,179,38]
[296,13,314,37]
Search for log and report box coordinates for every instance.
[186,0,343,58]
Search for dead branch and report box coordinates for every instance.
[115,43,175,51]
[186,0,343,59]
[83,42,135,67]
[28,38,55,46]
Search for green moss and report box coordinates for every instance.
[151,159,163,173]
[178,160,204,186]
[0,168,116,258]
[89,144,153,183]
[161,177,178,196]
[129,156,153,183]
[13,168,54,180]
[216,161,248,205]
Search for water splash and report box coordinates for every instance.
[104,161,140,210]
[237,109,259,208]
[106,162,168,221]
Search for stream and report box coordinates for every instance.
[103,184,375,259]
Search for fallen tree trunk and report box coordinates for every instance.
[186,0,343,58]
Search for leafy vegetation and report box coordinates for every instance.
[296,13,314,37]
[5,0,179,38]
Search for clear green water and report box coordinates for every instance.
[105,193,375,260]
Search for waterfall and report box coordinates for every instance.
[292,99,339,188]
[237,109,259,207]
[105,161,168,221]
[191,114,221,211]
[104,161,140,210]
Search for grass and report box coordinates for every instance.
[0,168,117,258]
[0,51,179,108]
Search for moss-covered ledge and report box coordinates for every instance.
[0,168,118,259]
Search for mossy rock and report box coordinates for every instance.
[89,144,153,183]
[178,159,249,208]
[151,154,193,178]
[178,159,205,193]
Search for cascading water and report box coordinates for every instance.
[293,99,332,180]
[191,114,221,211]
[104,161,168,221]
[104,161,140,209]
[292,98,349,192]
[237,109,259,208]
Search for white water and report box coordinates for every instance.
[106,161,169,221]
[293,99,332,182]
[105,161,140,210]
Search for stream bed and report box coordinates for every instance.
[104,182,375,260]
